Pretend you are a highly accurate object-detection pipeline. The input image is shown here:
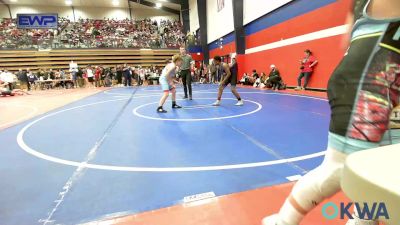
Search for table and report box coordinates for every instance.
[36,79,74,89]
[147,75,160,85]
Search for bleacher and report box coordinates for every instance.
[0,48,179,72]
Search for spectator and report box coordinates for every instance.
[37,68,45,80]
[54,69,61,79]
[0,80,15,96]
[0,17,184,50]
[76,67,84,87]
[0,69,15,90]
[18,69,29,91]
[253,73,262,88]
[61,69,66,79]
[103,67,112,87]
[100,66,106,87]
[239,73,250,85]
[199,63,208,84]
[267,65,282,90]
[209,60,217,84]
[116,65,123,87]
[69,60,79,88]
[248,69,259,85]
[94,66,101,87]
[186,31,196,46]
[86,65,95,88]
[137,66,144,86]
[57,69,67,88]
[259,72,269,88]
[27,70,37,89]
[123,63,132,87]
[48,69,55,80]
[193,66,199,82]
[43,69,50,80]
[295,49,318,90]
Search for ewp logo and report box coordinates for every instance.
[322,202,389,220]
[17,14,58,29]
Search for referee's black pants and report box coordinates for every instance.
[181,69,192,98]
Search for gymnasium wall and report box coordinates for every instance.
[0,5,178,21]
[243,0,293,25]
[129,8,179,21]
[208,32,236,59]
[206,0,295,44]
[74,7,130,20]
[189,0,199,32]
[208,0,352,89]
[207,0,296,61]
[206,0,234,44]
[9,5,73,19]
[0,4,9,18]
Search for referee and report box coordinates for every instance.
[179,47,194,100]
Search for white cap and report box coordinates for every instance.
[270,64,276,68]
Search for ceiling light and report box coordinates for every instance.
[155,3,162,8]
[112,0,119,6]
[10,0,18,2]
[65,0,72,5]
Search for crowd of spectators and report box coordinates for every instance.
[240,66,285,90]
[0,64,166,96]
[0,17,185,49]
[0,17,70,49]
[189,60,287,90]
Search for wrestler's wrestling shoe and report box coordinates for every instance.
[235,100,244,106]
[262,214,279,225]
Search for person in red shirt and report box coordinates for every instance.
[94,66,101,87]
[295,49,318,90]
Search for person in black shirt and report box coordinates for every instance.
[250,69,259,85]
[37,68,45,80]
[49,69,55,80]
[267,65,282,90]
[100,66,106,87]
[18,69,29,91]
[212,56,243,106]
[116,65,123,87]
[123,64,132,87]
